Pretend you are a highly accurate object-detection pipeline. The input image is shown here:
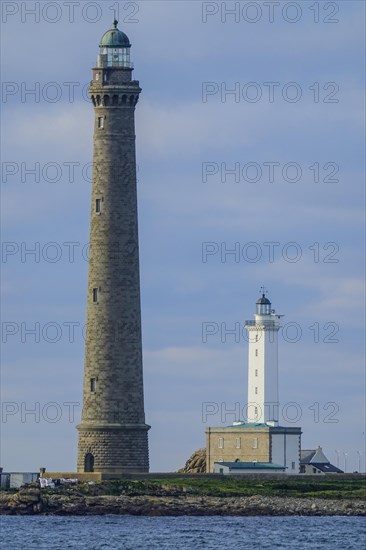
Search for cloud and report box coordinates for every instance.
[1,0,364,473]
[3,102,93,158]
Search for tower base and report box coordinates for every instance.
[76,423,150,473]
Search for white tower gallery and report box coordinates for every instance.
[76,22,150,473]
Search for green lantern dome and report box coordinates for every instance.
[99,20,130,48]
[256,294,271,306]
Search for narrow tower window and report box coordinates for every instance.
[235,438,241,449]
[255,387,258,395]
[218,438,224,449]
[255,349,258,357]
[252,438,258,449]
[98,116,104,129]
[95,198,102,213]
[90,378,96,392]
[255,369,258,377]
[92,288,99,303]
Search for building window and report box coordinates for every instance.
[300,465,305,474]
[291,461,295,470]
[98,116,104,129]
[95,73,99,81]
[90,378,96,392]
[235,438,241,449]
[96,198,102,213]
[312,467,317,474]
[255,349,258,357]
[255,387,258,395]
[254,406,258,416]
[252,438,258,449]
[92,288,99,303]
[255,369,258,377]
[218,438,224,449]
[255,334,258,342]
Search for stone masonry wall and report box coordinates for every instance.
[206,428,271,472]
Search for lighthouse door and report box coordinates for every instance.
[84,453,95,472]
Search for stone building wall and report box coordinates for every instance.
[205,426,302,473]
[205,427,271,472]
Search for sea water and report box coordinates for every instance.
[1,515,365,549]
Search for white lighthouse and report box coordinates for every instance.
[245,289,283,425]
[205,289,302,474]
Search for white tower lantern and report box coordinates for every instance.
[245,289,283,425]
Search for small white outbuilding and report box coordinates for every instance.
[214,461,286,475]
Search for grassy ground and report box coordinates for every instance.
[50,476,366,500]
[141,477,365,499]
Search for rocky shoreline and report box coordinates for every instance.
[1,485,365,516]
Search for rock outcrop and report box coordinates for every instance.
[1,483,365,516]
[178,448,206,474]
[0,484,43,514]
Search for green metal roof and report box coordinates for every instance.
[215,462,286,469]
[256,293,271,305]
[228,423,268,428]
[100,20,130,48]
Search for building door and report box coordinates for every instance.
[84,453,94,472]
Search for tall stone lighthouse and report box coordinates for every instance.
[245,290,283,424]
[77,21,150,473]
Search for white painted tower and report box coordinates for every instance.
[245,290,283,424]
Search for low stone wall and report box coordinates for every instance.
[44,472,363,481]
[44,471,218,482]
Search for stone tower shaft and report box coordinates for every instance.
[77,23,150,473]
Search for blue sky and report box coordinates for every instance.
[1,0,365,473]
